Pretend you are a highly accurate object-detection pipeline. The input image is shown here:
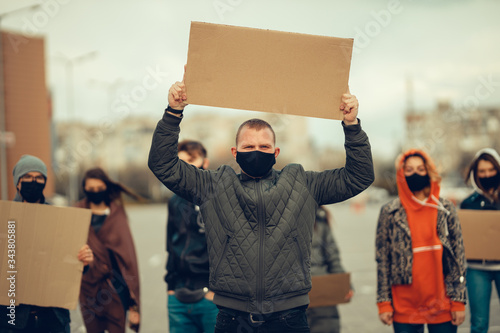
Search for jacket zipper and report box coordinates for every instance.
[256,179,265,312]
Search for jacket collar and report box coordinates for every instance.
[386,197,402,213]
[239,168,275,181]
[386,198,411,236]
[388,197,450,237]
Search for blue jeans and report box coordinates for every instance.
[214,305,310,333]
[393,321,457,333]
[168,294,218,333]
[467,267,500,333]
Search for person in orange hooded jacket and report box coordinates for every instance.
[375,149,467,333]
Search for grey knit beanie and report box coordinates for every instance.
[12,155,48,186]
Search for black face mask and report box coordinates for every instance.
[479,173,500,190]
[85,190,108,204]
[236,151,276,178]
[405,173,430,192]
[20,181,45,203]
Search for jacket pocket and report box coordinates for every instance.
[292,236,310,284]
[211,234,231,284]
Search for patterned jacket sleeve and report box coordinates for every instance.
[375,203,393,305]
[443,200,467,303]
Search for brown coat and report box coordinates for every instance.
[76,200,141,332]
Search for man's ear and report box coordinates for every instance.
[231,147,237,159]
[202,158,210,169]
[274,147,280,158]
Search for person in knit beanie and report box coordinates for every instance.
[0,154,95,332]
[12,154,48,203]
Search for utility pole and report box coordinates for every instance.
[53,51,97,205]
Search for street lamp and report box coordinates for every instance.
[0,4,41,200]
[53,51,98,205]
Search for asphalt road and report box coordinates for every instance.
[69,202,500,332]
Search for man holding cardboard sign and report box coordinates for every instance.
[148,63,373,332]
[0,155,93,333]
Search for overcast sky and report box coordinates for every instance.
[1,0,499,159]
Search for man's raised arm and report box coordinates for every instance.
[148,75,212,204]
[307,91,374,204]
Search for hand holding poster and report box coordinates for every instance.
[308,272,351,308]
[0,200,91,310]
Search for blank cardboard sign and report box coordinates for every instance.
[458,209,500,260]
[0,200,91,310]
[309,272,351,308]
[185,22,353,120]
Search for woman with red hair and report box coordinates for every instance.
[376,149,466,333]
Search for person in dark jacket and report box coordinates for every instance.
[165,140,218,333]
[306,206,353,333]
[148,72,374,333]
[460,148,500,333]
[0,155,92,333]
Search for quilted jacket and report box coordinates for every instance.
[375,197,467,305]
[149,112,374,314]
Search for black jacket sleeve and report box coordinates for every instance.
[306,120,374,205]
[148,111,214,205]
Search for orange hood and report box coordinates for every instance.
[396,149,441,211]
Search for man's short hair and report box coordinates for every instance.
[178,140,207,158]
[235,119,276,145]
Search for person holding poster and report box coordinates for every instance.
[306,206,353,333]
[376,149,467,333]
[0,155,93,333]
[460,148,500,333]
[75,167,141,333]
[148,73,374,333]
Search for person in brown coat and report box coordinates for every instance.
[75,167,141,333]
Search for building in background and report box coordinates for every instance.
[0,30,53,200]
[405,101,500,178]
[404,99,500,204]
[54,112,324,202]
